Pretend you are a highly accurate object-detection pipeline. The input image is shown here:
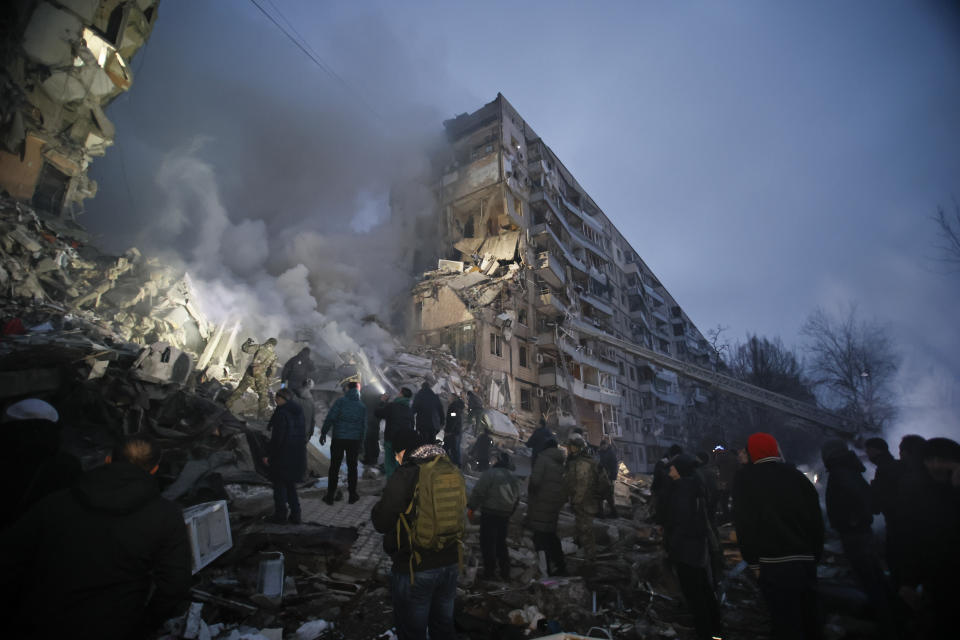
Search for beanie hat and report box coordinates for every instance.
[747,432,781,462]
[391,427,421,455]
[5,398,59,423]
[567,432,587,449]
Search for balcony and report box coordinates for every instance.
[536,290,568,317]
[650,307,669,325]
[536,251,565,288]
[531,223,588,273]
[579,290,614,316]
[561,196,604,234]
[644,284,665,305]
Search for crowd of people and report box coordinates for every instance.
[2,343,958,640]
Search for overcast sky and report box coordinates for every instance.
[86,0,960,440]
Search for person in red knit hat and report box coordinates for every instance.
[734,432,825,640]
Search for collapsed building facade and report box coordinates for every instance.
[413,94,718,472]
[0,0,158,217]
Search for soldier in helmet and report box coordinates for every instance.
[226,337,279,418]
[564,432,600,562]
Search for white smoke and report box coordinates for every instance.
[140,140,438,366]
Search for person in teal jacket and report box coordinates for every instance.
[321,381,367,504]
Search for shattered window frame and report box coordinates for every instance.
[489,332,503,357]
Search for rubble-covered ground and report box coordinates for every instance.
[1,197,892,639]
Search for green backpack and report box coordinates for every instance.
[398,453,467,582]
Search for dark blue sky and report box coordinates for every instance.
[87,1,960,439]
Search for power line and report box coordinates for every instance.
[247,0,384,126]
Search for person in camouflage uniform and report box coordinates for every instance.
[226,337,278,418]
[564,432,599,562]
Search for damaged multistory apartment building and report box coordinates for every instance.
[413,94,717,472]
[0,0,158,217]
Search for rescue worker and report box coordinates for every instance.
[525,438,568,576]
[444,392,465,467]
[226,337,279,418]
[376,387,415,478]
[320,381,367,504]
[265,388,306,524]
[412,380,444,444]
[564,432,599,562]
[525,416,553,470]
[468,452,520,580]
[597,435,619,518]
[280,346,313,393]
[467,388,484,433]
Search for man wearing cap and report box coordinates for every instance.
[1,398,81,530]
[468,452,520,580]
[564,432,600,562]
[226,337,279,418]
[733,432,824,640]
[376,387,415,478]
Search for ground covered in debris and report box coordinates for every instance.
[1,196,891,639]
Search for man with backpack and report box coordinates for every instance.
[468,451,521,581]
[372,426,466,640]
[564,432,604,562]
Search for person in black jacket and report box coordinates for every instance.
[443,392,465,467]
[280,347,313,393]
[661,454,723,640]
[371,427,461,640]
[0,435,192,640]
[412,380,444,444]
[525,417,553,469]
[1,398,81,531]
[376,387,415,478]
[733,432,824,640]
[652,444,683,519]
[265,388,306,523]
[525,438,568,576]
[597,436,619,518]
[821,440,897,639]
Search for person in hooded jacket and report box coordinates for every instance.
[525,438,568,576]
[525,417,553,469]
[280,346,313,393]
[733,432,824,640]
[412,380,444,444]
[371,427,462,640]
[1,398,81,530]
[0,435,191,640]
[661,453,723,640]
[320,381,367,504]
[265,388,306,523]
[564,432,599,562]
[821,440,898,639]
[468,451,521,580]
[376,387,415,478]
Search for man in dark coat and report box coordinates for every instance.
[734,432,824,640]
[443,392,465,467]
[412,380,444,444]
[886,434,926,586]
[1,398,81,530]
[467,388,484,432]
[265,388,306,523]
[821,440,896,639]
[280,347,313,393]
[525,438,568,576]
[661,453,723,640]
[525,416,553,469]
[372,427,463,640]
[376,387,414,477]
[652,444,683,519]
[321,381,367,504]
[714,445,739,524]
[895,437,960,637]
[468,452,520,580]
[0,435,192,640]
[597,436,619,518]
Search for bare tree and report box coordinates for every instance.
[801,305,899,435]
[933,199,960,269]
